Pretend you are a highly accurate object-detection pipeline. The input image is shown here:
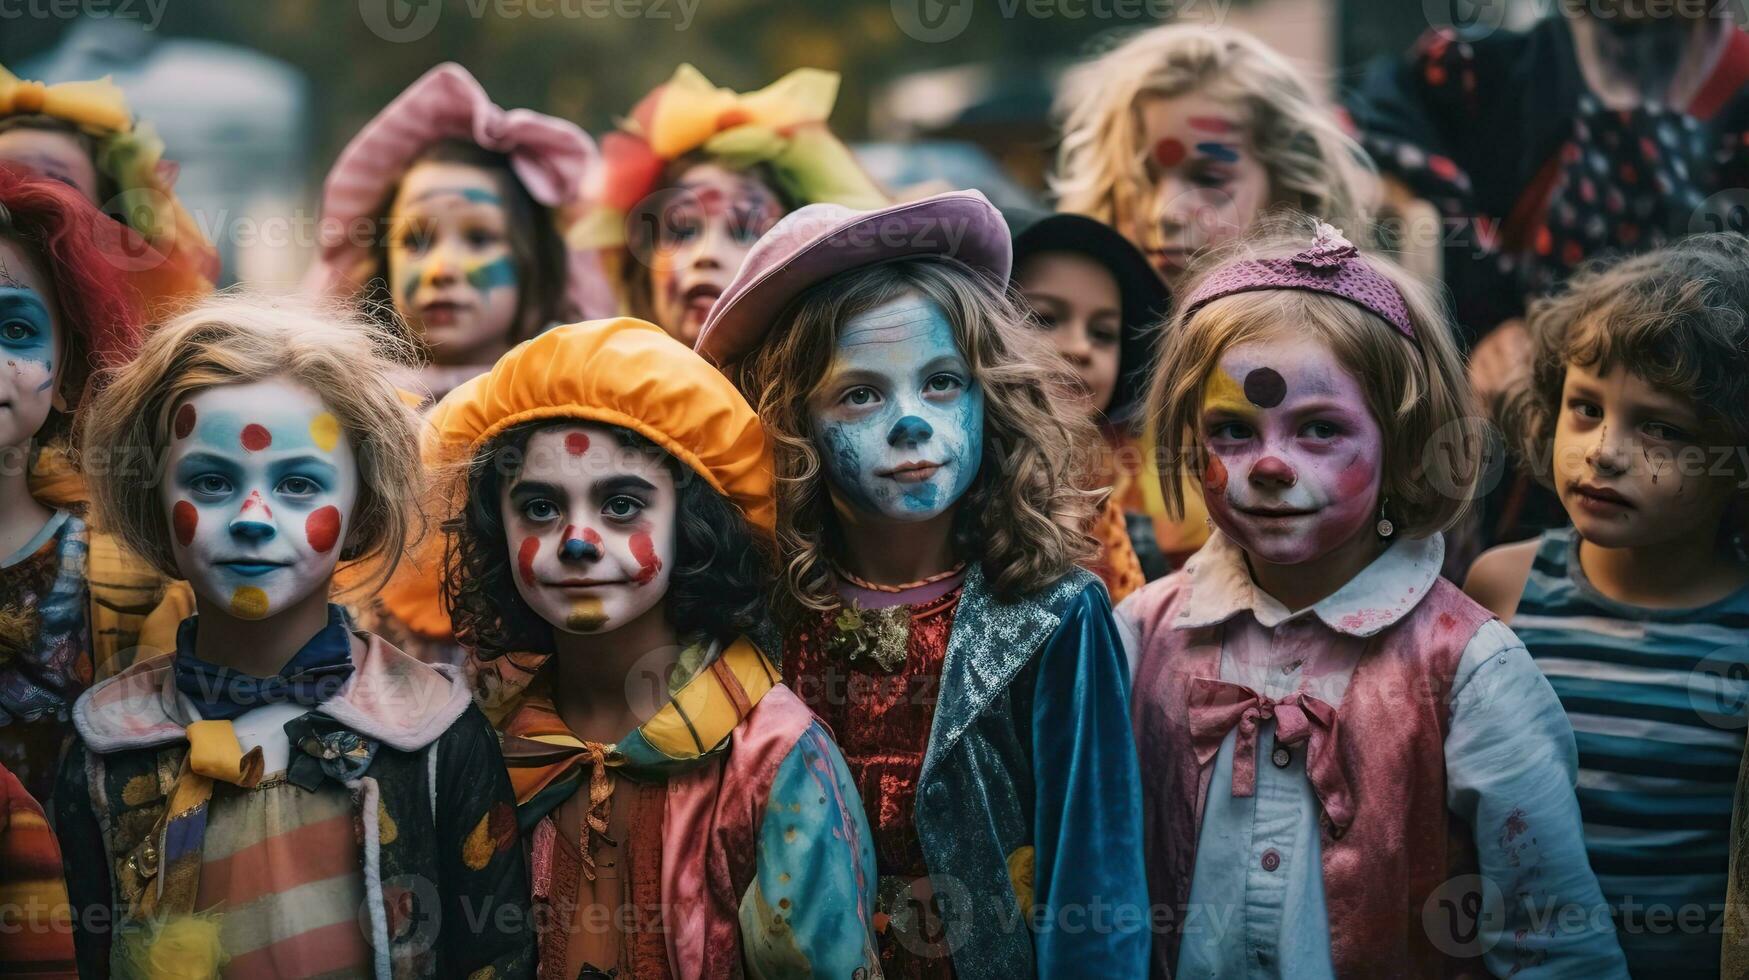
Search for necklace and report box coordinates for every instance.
[833,561,966,594]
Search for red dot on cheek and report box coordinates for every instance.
[1336,455,1376,497]
[306,505,341,554]
[1203,454,1229,495]
[1153,138,1188,168]
[517,536,540,587]
[173,404,197,440]
[565,432,589,456]
[240,424,272,452]
[173,500,198,547]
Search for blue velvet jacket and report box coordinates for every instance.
[916,564,1150,979]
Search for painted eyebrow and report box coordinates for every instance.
[0,288,47,310]
[507,479,561,499]
[269,456,340,479]
[174,451,244,474]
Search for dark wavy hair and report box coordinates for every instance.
[444,420,773,658]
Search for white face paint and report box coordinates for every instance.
[1198,336,1384,567]
[387,162,522,366]
[499,424,677,636]
[0,238,60,453]
[160,378,359,621]
[0,128,101,203]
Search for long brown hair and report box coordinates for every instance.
[735,257,1099,620]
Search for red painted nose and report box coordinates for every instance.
[1249,455,1297,488]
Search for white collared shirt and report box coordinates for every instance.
[1117,532,1628,980]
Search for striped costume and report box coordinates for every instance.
[1512,527,1749,978]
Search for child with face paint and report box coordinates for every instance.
[428,319,877,978]
[577,64,886,346]
[1053,25,1374,293]
[60,297,532,979]
[1120,218,1627,977]
[697,190,1150,979]
[1007,207,1175,591]
[1461,235,1749,977]
[0,166,161,809]
[0,64,219,315]
[307,63,616,408]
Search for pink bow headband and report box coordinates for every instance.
[1180,223,1415,340]
[306,62,615,318]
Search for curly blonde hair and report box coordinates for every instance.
[77,292,425,594]
[1053,25,1375,240]
[734,257,1098,617]
[1146,214,1482,538]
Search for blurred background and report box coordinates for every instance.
[0,0,1548,284]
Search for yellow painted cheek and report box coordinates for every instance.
[230,586,270,619]
[309,412,340,452]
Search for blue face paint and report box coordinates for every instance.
[1195,142,1240,164]
[465,255,517,293]
[0,286,56,393]
[808,295,984,524]
[410,186,503,207]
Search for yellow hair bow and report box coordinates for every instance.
[646,64,839,161]
[0,64,133,134]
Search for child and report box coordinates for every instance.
[696,190,1150,978]
[1007,206,1163,591]
[1467,234,1749,977]
[1052,24,1373,291]
[0,166,165,807]
[0,63,219,314]
[58,296,531,978]
[1120,217,1626,977]
[577,63,885,345]
[1053,25,1374,578]
[430,317,878,977]
[306,62,615,406]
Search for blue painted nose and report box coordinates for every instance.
[230,520,276,543]
[888,415,933,446]
[561,537,600,561]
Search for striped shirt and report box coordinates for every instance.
[1513,527,1749,978]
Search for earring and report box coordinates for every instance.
[1376,498,1395,539]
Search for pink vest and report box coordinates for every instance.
[659,682,819,978]
[1128,576,1492,979]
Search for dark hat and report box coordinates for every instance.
[1005,208,1171,422]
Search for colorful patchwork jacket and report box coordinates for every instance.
[54,632,534,979]
[899,564,1149,978]
[481,635,880,978]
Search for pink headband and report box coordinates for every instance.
[305,62,615,319]
[1181,223,1415,339]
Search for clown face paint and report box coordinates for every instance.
[1199,336,1383,566]
[645,163,785,346]
[808,294,985,523]
[161,378,358,621]
[0,239,59,453]
[499,424,677,636]
[387,161,521,366]
[1122,92,1269,288]
[0,128,100,203]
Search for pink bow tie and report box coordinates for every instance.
[1188,677,1354,833]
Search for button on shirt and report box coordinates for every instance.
[1117,532,1627,980]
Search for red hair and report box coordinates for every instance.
[0,164,144,412]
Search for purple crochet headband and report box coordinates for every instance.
[1180,223,1415,339]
